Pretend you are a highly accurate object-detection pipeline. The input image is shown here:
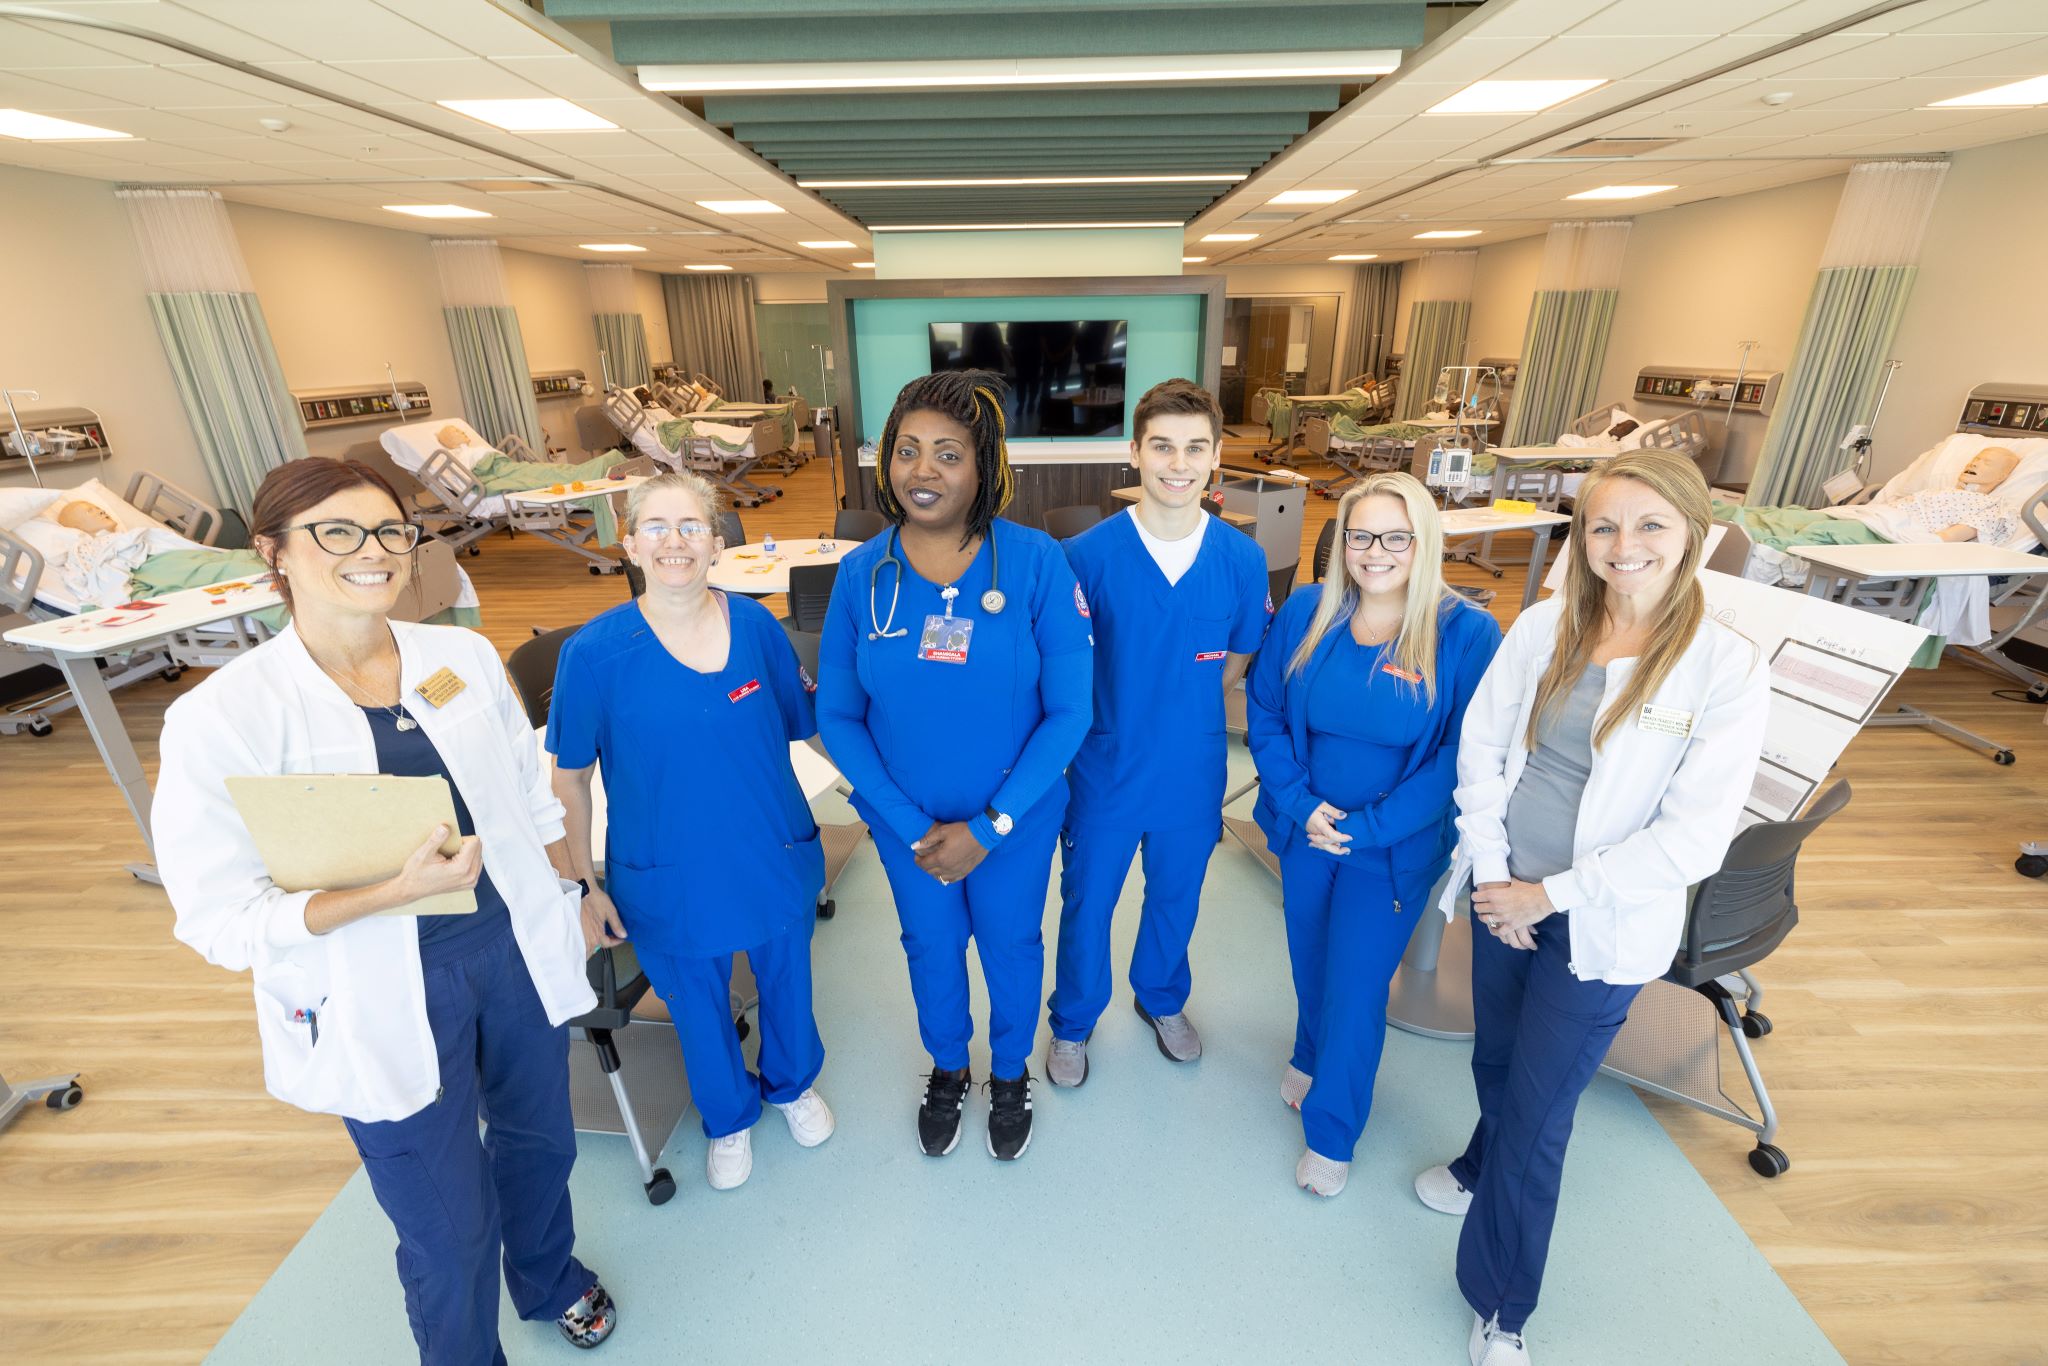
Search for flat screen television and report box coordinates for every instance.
[927,319,1129,438]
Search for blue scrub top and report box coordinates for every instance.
[547,593,824,959]
[1065,509,1271,827]
[1305,635,1435,814]
[816,517,1094,848]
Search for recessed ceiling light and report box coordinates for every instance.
[0,109,131,140]
[799,174,1246,189]
[1426,79,1606,115]
[800,240,858,248]
[697,199,786,215]
[581,243,646,252]
[1329,253,1379,261]
[852,261,876,268]
[870,221,1182,232]
[1182,255,1208,263]
[385,204,492,219]
[639,51,1401,94]
[1565,185,1675,200]
[1414,229,1480,239]
[1201,232,1259,242]
[1929,74,2048,108]
[437,99,616,132]
[685,263,734,271]
[1267,188,1354,205]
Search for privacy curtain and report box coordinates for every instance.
[1341,262,1402,383]
[1502,220,1631,447]
[1397,250,1478,420]
[1750,161,1948,507]
[586,263,651,390]
[118,188,307,514]
[661,271,765,400]
[431,239,544,453]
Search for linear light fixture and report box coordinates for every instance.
[852,261,876,268]
[1929,74,2048,107]
[799,174,1247,189]
[1565,185,1674,200]
[1182,255,1208,263]
[1267,188,1354,205]
[685,263,733,271]
[870,221,1182,232]
[1200,232,1259,242]
[1414,229,1480,239]
[1329,253,1378,261]
[697,199,786,215]
[581,243,646,252]
[0,109,131,140]
[799,240,858,248]
[1426,79,1606,115]
[385,204,492,219]
[437,99,616,132]
[639,51,1401,94]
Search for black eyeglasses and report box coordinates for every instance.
[1342,528,1416,553]
[285,520,423,555]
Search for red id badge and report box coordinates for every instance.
[918,614,973,664]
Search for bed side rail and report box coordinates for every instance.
[122,471,223,546]
[0,525,46,616]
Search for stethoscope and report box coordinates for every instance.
[868,527,1005,640]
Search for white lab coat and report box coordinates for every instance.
[1439,597,1771,985]
[153,620,595,1123]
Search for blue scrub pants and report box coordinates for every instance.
[1048,819,1217,1041]
[1452,911,1642,1334]
[873,819,1058,1080]
[342,927,592,1366]
[635,912,824,1140]
[1278,844,1420,1161]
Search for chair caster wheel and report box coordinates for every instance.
[27,717,53,737]
[1740,1011,1772,1038]
[1748,1143,1789,1178]
[47,1083,82,1110]
[1994,749,2016,765]
[1491,570,1504,579]
[816,898,836,920]
[2018,853,2047,879]
[644,1168,676,1205]
[589,564,605,576]
[467,545,482,557]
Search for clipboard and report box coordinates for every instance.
[225,774,477,916]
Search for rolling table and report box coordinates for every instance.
[707,539,857,596]
[1440,505,1570,609]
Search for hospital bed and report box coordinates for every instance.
[379,417,648,574]
[600,388,788,509]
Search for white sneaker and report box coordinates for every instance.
[706,1129,753,1190]
[1415,1163,1474,1215]
[772,1088,836,1148]
[1295,1147,1349,1197]
[1469,1312,1531,1366]
[1280,1064,1312,1110]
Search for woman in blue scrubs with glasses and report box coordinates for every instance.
[549,471,834,1194]
[817,370,1092,1162]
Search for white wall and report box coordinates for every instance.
[634,268,672,364]
[499,246,604,449]
[752,273,831,304]
[1467,233,1544,364]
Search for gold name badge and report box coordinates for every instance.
[1637,703,1695,739]
[414,667,468,709]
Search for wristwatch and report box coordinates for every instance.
[985,807,1014,838]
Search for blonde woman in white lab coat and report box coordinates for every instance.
[1412,450,1769,1366]
[152,458,618,1363]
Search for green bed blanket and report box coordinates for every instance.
[1711,499,1889,553]
[469,450,627,545]
[128,549,480,630]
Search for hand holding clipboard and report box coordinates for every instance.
[226,774,482,917]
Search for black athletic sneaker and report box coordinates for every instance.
[985,1072,1034,1161]
[917,1066,971,1156]
[556,1281,616,1349]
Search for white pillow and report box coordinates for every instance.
[0,486,63,531]
[50,477,166,533]
[1876,433,2048,501]
[10,516,84,565]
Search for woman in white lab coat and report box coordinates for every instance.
[152,458,617,1364]
[1411,449,1769,1366]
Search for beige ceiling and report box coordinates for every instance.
[0,0,2044,274]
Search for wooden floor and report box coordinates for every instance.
[2,444,2043,1364]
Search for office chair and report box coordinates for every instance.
[1312,518,1337,583]
[718,508,746,550]
[782,562,839,633]
[1043,504,1106,541]
[827,507,887,543]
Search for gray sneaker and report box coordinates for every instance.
[1133,1000,1202,1062]
[1046,1036,1089,1088]
[1280,1064,1312,1110]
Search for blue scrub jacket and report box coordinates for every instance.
[1247,586,1501,896]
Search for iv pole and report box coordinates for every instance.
[2,388,45,487]
[812,343,842,511]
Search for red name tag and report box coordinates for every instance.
[1381,661,1422,684]
[728,679,761,703]
[1194,650,1226,663]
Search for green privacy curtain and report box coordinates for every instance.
[1341,262,1402,382]
[1397,250,1477,420]
[431,239,544,453]
[119,188,308,514]
[1502,221,1631,447]
[586,263,651,390]
[662,270,765,399]
[1750,161,1948,507]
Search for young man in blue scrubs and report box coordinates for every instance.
[1045,379,1272,1085]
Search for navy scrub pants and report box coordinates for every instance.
[1278,844,1421,1160]
[1048,819,1218,1041]
[873,817,1059,1081]
[1452,910,1642,1334]
[634,911,825,1140]
[342,927,593,1366]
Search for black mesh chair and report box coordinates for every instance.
[783,562,839,632]
[1043,504,1105,541]
[827,507,888,543]
[505,624,676,1206]
[1312,518,1338,582]
[717,508,746,549]
[1266,562,1296,611]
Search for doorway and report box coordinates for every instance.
[1219,294,1341,426]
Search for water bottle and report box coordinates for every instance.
[763,531,777,556]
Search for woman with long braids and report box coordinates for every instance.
[816,370,1093,1161]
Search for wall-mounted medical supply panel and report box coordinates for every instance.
[533,369,587,400]
[294,383,431,429]
[1,406,110,469]
[1958,384,2048,435]
[1633,366,1782,415]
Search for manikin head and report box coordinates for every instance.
[436,423,472,452]
[55,500,119,535]
[1958,447,2019,493]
